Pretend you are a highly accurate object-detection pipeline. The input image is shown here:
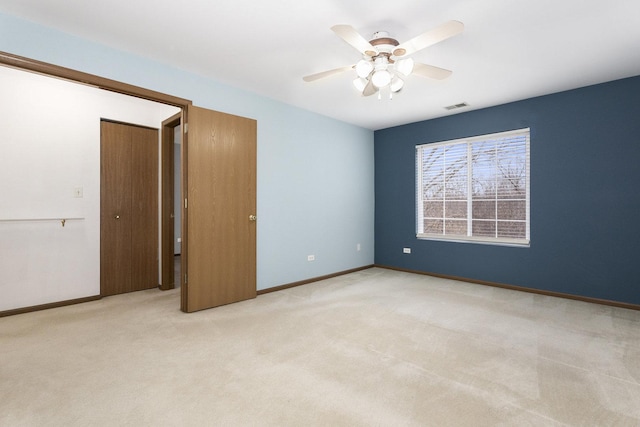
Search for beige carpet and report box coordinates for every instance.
[1,267,639,426]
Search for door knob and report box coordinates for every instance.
[249,215,257,221]
[114,215,120,220]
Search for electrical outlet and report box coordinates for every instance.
[357,243,361,252]
[307,255,315,261]
[403,247,411,254]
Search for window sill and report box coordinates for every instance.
[416,234,530,248]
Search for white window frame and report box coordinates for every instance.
[416,128,530,247]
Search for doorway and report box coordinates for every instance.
[161,113,182,291]
[173,124,183,288]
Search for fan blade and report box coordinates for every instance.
[362,79,378,96]
[303,66,353,82]
[393,20,464,57]
[331,25,377,56]
[413,63,453,80]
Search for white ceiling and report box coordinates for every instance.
[2,0,640,130]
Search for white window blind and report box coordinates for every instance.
[416,128,530,246]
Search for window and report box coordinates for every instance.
[416,128,530,246]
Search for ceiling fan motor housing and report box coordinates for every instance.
[369,31,400,57]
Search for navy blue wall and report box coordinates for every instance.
[374,76,640,305]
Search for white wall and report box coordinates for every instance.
[0,11,374,310]
[0,66,179,311]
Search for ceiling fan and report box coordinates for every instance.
[303,21,464,97]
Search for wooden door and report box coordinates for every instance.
[101,120,159,296]
[130,125,159,289]
[101,121,132,295]
[182,106,257,312]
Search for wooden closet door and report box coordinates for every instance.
[101,121,158,297]
[101,121,133,296]
[130,125,159,291]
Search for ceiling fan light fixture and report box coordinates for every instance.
[353,77,368,92]
[395,57,414,77]
[390,76,404,93]
[355,59,373,78]
[371,69,391,88]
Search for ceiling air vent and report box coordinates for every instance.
[445,102,469,111]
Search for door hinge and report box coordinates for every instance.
[184,273,187,284]
[184,123,188,134]
[184,198,188,209]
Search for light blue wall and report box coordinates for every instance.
[0,12,374,292]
